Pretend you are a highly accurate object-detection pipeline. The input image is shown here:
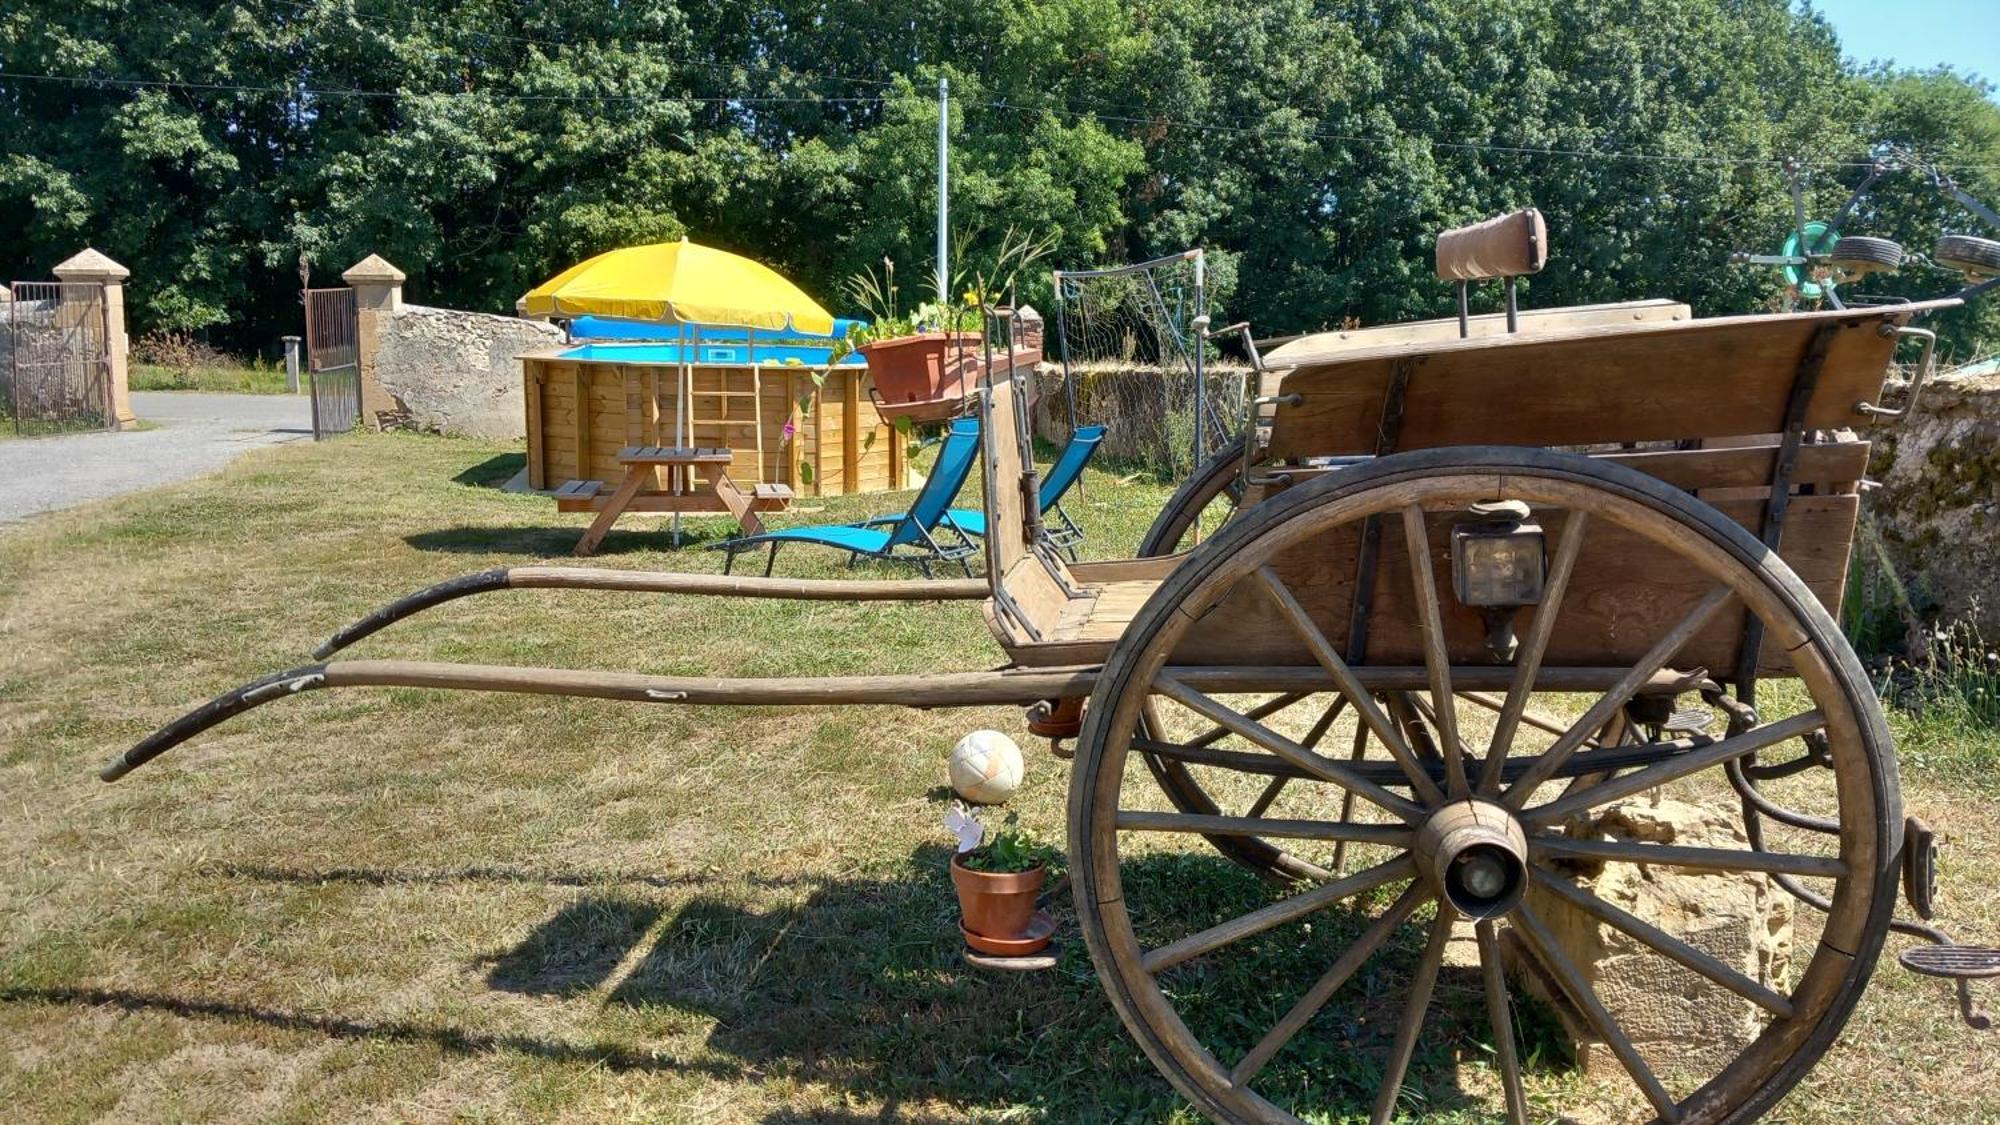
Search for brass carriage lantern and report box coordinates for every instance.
[1450,499,1546,661]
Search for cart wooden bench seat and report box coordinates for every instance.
[100,214,1987,1124]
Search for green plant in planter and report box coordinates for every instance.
[946,803,1060,874]
[841,225,1059,348]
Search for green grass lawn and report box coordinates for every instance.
[131,360,296,394]
[0,433,1995,1122]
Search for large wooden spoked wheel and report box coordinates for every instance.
[1134,443,1609,884]
[1070,447,1900,1124]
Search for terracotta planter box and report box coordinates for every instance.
[858,332,982,408]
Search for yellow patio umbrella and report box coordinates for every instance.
[518,238,836,334]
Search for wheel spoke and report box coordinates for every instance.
[1401,505,1470,795]
[1250,696,1342,819]
[1530,836,1845,879]
[1370,907,1457,1125]
[1141,855,1415,974]
[1478,510,1590,794]
[1332,719,1369,874]
[1131,736,1312,778]
[1299,693,1348,750]
[1245,775,1291,818]
[1476,919,1530,1125]
[1153,675,1427,823]
[1463,691,1602,748]
[1231,883,1429,1088]
[1530,869,1795,1018]
[1147,692,1315,756]
[1115,810,1412,847]
[1252,566,1446,804]
[1501,585,1736,809]
[1523,709,1826,826]
[1512,902,1682,1121]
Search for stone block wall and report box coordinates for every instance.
[1869,368,2000,637]
[374,304,561,439]
[339,255,562,440]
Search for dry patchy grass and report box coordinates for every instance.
[0,433,1995,1123]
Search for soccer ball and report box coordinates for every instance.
[947,730,1024,805]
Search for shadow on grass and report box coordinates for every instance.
[0,984,743,1080]
[202,860,834,892]
[453,452,526,488]
[7,848,1564,1119]
[484,896,665,996]
[404,522,734,557]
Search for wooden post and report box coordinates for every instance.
[524,364,545,489]
[890,410,907,489]
[624,366,642,448]
[752,364,765,487]
[573,365,590,482]
[843,370,861,494]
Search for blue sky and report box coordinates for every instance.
[1806,0,1999,90]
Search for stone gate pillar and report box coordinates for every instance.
[52,248,135,429]
[343,254,406,430]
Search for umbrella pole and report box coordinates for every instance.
[674,322,687,547]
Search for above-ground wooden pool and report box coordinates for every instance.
[520,344,908,498]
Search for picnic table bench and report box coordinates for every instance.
[557,445,793,556]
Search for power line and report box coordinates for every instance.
[5,66,1996,174]
[0,70,885,106]
[259,1,1895,170]
[268,0,912,94]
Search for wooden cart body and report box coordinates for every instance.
[987,300,1942,683]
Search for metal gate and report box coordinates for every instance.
[304,287,359,440]
[4,281,111,434]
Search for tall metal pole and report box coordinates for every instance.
[1191,250,1208,471]
[937,77,950,306]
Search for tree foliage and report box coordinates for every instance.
[3,0,1996,357]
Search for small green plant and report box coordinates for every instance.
[840,225,1058,348]
[946,803,1058,874]
[1898,613,2000,731]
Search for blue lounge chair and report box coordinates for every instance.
[715,418,982,578]
[932,423,1105,560]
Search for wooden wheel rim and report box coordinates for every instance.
[1070,448,1900,1124]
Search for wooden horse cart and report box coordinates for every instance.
[104,215,1993,1123]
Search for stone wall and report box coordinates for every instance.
[1030,360,1251,464]
[371,302,561,440]
[1869,368,2000,637]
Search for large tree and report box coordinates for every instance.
[2,0,1994,357]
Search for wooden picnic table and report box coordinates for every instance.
[557,445,793,556]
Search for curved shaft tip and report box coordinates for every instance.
[100,665,328,782]
[313,567,511,658]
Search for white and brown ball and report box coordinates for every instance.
[947,730,1024,805]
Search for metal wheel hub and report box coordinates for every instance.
[1414,799,1529,920]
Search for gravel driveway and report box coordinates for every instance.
[0,392,314,525]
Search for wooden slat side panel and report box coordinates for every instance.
[1267,308,1925,459]
[528,357,901,494]
[1167,496,1857,675]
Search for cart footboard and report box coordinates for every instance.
[313,565,989,657]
